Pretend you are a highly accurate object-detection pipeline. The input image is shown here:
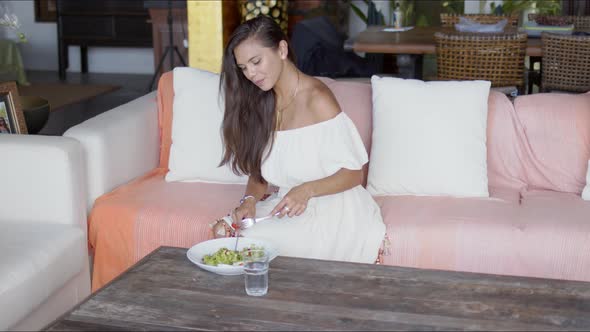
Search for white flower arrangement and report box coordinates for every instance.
[0,5,27,43]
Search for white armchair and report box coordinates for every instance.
[64,91,159,213]
[0,135,90,331]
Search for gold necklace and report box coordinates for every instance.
[276,70,300,131]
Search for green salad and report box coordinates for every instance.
[202,245,264,266]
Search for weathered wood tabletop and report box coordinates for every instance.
[352,26,589,57]
[46,246,590,331]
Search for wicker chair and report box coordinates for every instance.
[541,32,590,92]
[440,14,519,28]
[573,15,590,29]
[434,32,528,93]
[527,15,590,93]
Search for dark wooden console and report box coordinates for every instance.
[56,0,152,80]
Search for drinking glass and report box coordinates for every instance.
[243,249,269,296]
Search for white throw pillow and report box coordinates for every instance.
[165,67,247,184]
[367,76,491,197]
[583,160,590,201]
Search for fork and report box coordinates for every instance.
[237,211,281,230]
[233,212,281,251]
[233,228,240,252]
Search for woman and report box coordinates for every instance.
[0,117,10,133]
[219,16,385,263]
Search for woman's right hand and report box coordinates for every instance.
[231,200,256,229]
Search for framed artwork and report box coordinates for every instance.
[0,81,27,134]
[34,0,57,22]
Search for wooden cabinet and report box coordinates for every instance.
[56,0,152,80]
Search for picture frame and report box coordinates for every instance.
[0,81,27,134]
[34,0,57,22]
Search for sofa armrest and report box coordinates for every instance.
[0,135,86,230]
[64,91,159,213]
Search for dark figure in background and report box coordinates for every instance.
[290,16,378,78]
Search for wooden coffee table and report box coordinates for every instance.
[45,247,590,331]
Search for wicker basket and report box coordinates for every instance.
[434,32,527,90]
[440,14,519,28]
[541,32,590,92]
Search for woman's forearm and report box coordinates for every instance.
[270,168,363,217]
[305,168,363,198]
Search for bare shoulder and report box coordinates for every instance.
[302,77,341,122]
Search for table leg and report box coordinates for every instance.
[396,54,424,79]
[366,53,384,74]
[58,42,67,81]
[81,45,88,73]
[527,56,542,94]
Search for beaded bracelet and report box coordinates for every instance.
[239,195,256,205]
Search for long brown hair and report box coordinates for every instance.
[219,15,295,183]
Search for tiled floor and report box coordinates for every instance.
[27,70,153,136]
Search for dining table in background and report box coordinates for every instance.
[349,26,545,79]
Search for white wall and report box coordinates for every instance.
[2,0,154,74]
[465,0,500,14]
[465,0,482,14]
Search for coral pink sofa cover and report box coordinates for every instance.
[88,72,590,291]
[377,90,590,281]
[515,93,590,194]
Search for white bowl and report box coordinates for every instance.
[186,237,279,276]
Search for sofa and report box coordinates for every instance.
[63,70,590,292]
[0,135,90,331]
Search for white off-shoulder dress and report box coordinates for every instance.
[241,112,386,263]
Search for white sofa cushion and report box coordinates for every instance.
[0,135,87,229]
[165,67,248,184]
[583,160,590,201]
[64,91,159,213]
[368,76,491,197]
[0,223,86,330]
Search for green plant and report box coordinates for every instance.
[348,0,417,27]
[533,0,561,15]
[390,0,415,26]
[348,0,385,25]
[441,0,464,14]
[349,0,368,23]
[490,0,531,15]
[489,0,561,16]
[416,14,429,27]
[0,4,27,43]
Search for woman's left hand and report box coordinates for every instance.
[271,183,314,218]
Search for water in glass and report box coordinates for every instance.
[243,249,269,296]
